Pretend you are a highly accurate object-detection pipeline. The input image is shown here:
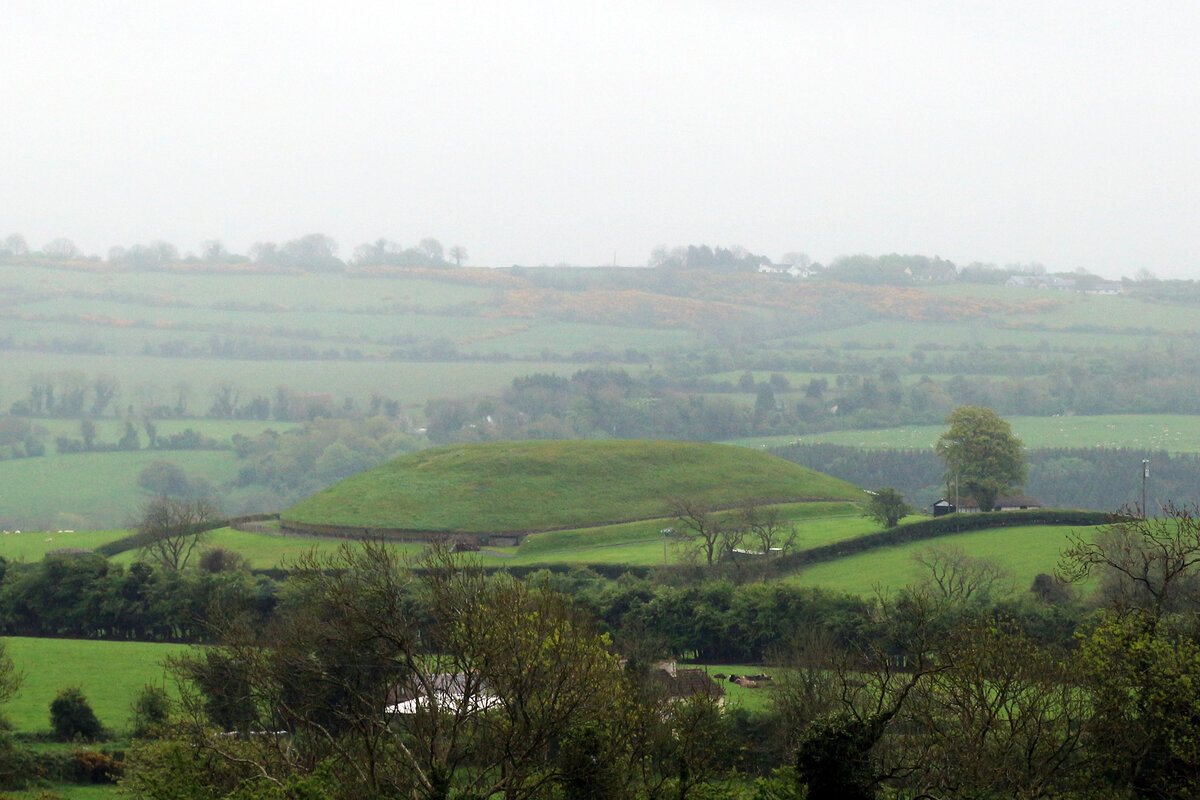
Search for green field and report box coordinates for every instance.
[785,523,1098,597]
[789,319,1158,353]
[192,527,429,569]
[0,351,611,417]
[0,496,874,571]
[725,414,1200,454]
[284,440,864,533]
[29,417,300,442]
[0,530,128,562]
[0,450,241,532]
[2,638,189,736]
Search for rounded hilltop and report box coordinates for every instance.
[281,439,863,539]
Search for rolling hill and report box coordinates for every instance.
[281,439,864,536]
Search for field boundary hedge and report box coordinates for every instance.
[96,513,280,557]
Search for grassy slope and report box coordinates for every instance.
[283,440,864,533]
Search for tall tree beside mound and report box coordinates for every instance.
[936,406,1026,512]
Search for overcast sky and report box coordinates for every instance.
[4,1,1200,277]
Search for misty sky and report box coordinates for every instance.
[4,1,1200,277]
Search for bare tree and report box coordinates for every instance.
[902,619,1091,798]
[1059,504,1200,626]
[137,496,218,571]
[447,245,467,267]
[669,497,725,566]
[913,544,1010,604]
[791,590,954,799]
[736,500,798,555]
[42,238,80,260]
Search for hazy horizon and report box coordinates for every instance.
[5,1,1200,278]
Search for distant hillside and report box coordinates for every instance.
[282,439,863,535]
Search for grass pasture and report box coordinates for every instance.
[744,414,1200,454]
[2,637,189,736]
[0,351,609,418]
[70,499,874,571]
[470,501,874,567]
[192,527,430,569]
[0,450,241,531]
[0,530,127,562]
[788,319,1154,353]
[0,265,498,312]
[29,417,300,443]
[785,522,1099,598]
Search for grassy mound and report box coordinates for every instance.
[282,439,863,534]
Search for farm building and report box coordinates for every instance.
[932,496,1042,515]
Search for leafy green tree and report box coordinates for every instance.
[0,642,22,731]
[936,405,1026,511]
[865,487,910,528]
[50,687,103,741]
[1059,505,1200,797]
[137,460,192,498]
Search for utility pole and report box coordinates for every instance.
[955,471,960,533]
[1142,458,1150,518]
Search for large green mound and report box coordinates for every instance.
[282,439,863,535]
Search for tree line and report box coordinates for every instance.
[0,231,467,271]
[774,443,1200,512]
[83,507,1200,799]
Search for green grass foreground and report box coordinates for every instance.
[0,784,119,799]
[283,440,864,534]
[1,638,189,736]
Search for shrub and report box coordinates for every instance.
[198,547,246,574]
[49,687,104,742]
[129,685,171,739]
[71,749,122,783]
[0,730,35,790]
